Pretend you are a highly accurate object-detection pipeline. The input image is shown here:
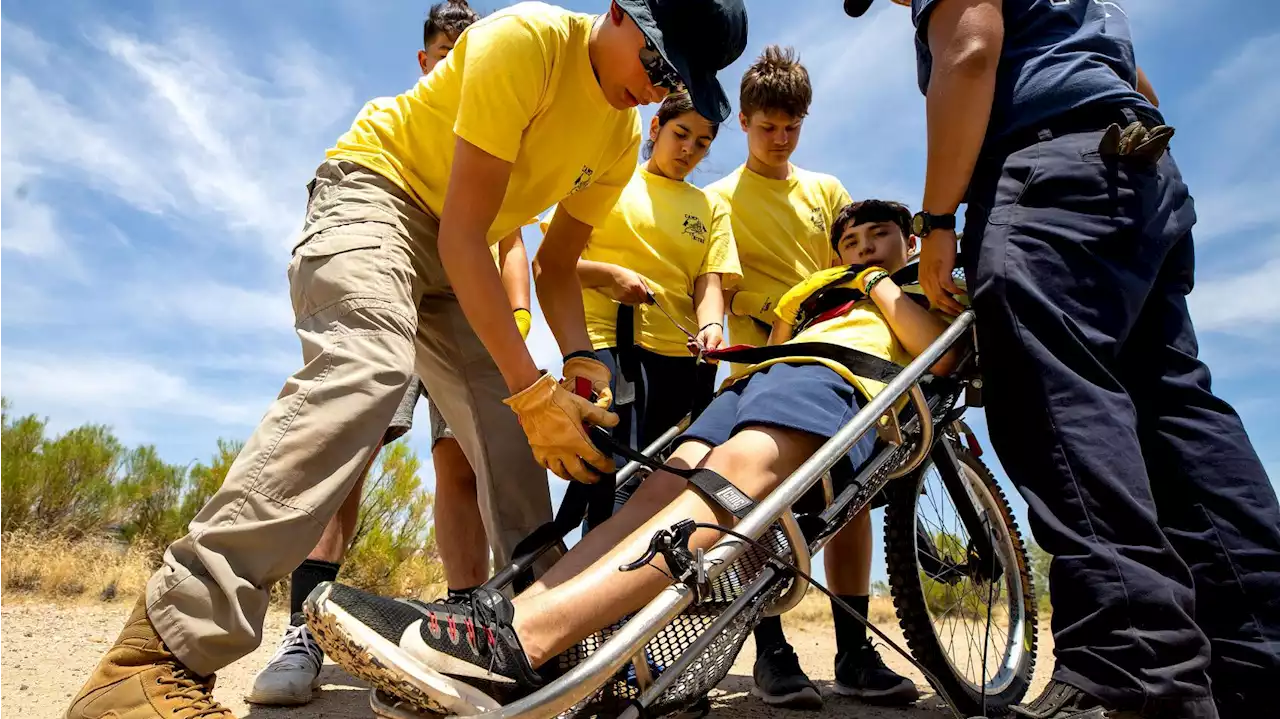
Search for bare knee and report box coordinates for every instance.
[631,439,715,506]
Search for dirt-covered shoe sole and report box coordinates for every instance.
[370,688,439,719]
[750,684,824,710]
[304,583,500,716]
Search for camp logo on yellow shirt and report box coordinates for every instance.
[570,165,595,195]
[682,214,708,243]
[704,164,853,349]
[809,206,828,234]
[545,165,742,356]
[326,2,641,243]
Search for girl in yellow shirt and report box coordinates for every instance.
[565,91,742,525]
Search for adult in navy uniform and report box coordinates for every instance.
[844,1,1280,717]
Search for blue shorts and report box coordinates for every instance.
[680,363,878,475]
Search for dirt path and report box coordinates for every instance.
[2,602,1053,719]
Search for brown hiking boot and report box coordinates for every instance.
[65,598,235,719]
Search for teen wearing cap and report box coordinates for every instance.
[839,1,1280,718]
[548,91,741,527]
[64,1,747,717]
[244,2,542,706]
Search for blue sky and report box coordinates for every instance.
[3,0,1278,582]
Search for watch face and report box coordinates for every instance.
[912,212,927,236]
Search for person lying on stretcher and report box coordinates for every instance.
[304,199,967,716]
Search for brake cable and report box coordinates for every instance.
[622,520,994,719]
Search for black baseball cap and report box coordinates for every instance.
[844,0,911,18]
[615,0,748,123]
[844,0,875,16]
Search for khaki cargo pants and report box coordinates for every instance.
[145,160,554,675]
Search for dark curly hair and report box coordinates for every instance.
[424,0,479,46]
[830,199,912,251]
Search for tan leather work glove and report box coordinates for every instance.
[559,355,614,408]
[503,364,618,483]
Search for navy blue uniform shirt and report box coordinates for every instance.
[912,0,1162,141]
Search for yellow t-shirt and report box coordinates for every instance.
[327,2,641,244]
[544,166,742,356]
[727,266,940,401]
[704,164,853,348]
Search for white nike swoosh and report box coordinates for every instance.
[399,619,516,684]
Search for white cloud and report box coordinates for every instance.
[782,4,924,181]
[1,20,356,258]
[1182,32,1280,181]
[1188,255,1280,336]
[190,349,300,377]
[137,280,295,335]
[1189,178,1280,242]
[1,163,70,260]
[0,18,56,66]
[2,352,263,430]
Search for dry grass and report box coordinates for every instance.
[2,531,158,603]
[0,532,449,606]
[782,591,897,630]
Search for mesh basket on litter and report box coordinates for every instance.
[551,524,794,719]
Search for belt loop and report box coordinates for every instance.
[1121,107,1138,125]
[1037,128,1053,143]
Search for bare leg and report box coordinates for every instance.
[307,451,375,563]
[433,437,490,589]
[823,509,872,596]
[511,426,824,667]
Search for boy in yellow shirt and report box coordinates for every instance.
[307,198,959,714]
[65,2,747,717]
[705,46,853,352]
[704,44,868,708]
[247,2,538,706]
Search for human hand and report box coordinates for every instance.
[919,229,964,316]
[503,362,618,483]
[691,322,724,356]
[605,268,652,306]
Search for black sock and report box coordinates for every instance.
[290,559,341,623]
[753,614,789,652]
[832,594,870,659]
[448,585,480,602]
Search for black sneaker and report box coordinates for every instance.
[304,582,542,715]
[832,641,920,705]
[751,644,823,710]
[1011,679,1141,719]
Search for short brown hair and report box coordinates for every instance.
[830,200,913,251]
[740,45,812,119]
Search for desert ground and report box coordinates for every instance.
[1,600,1053,719]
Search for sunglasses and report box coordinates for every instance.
[639,35,685,92]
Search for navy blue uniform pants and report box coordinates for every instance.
[963,121,1280,719]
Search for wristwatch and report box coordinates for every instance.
[912,211,957,237]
